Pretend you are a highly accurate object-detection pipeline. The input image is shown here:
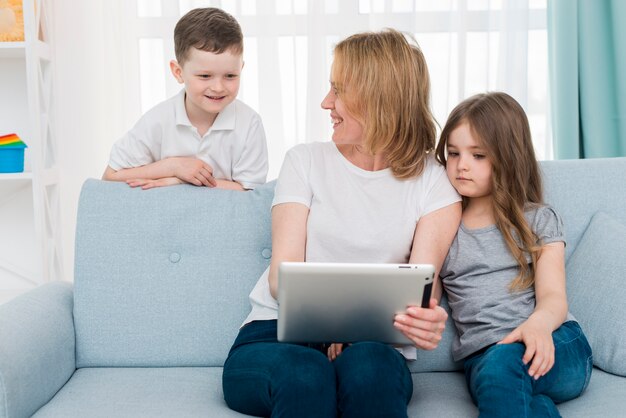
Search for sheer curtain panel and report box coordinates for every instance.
[122,0,550,179]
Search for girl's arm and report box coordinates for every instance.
[393,202,462,350]
[267,203,309,299]
[499,241,568,379]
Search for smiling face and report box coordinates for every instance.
[170,47,243,126]
[320,82,364,145]
[445,121,493,200]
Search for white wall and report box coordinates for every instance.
[52,2,136,280]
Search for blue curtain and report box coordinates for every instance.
[548,0,626,158]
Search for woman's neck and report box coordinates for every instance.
[337,144,388,171]
[462,196,495,229]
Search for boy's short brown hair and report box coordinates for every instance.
[174,7,243,65]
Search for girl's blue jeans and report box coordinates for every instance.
[463,320,593,418]
[222,319,413,418]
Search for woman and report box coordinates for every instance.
[222,29,462,418]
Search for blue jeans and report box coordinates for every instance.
[463,321,593,418]
[222,320,413,418]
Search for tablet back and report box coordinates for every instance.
[277,262,434,344]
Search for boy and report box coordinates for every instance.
[103,8,268,191]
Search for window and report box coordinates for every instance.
[131,0,549,179]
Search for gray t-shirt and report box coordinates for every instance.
[441,205,575,361]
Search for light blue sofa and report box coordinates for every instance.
[1,157,625,417]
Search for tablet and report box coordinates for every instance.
[277,262,435,344]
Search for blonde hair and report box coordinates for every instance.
[332,29,437,179]
[436,92,543,292]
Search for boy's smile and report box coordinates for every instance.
[170,47,243,130]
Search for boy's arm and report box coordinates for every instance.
[102,160,174,182]
[102,157,217,187]
[105,112,216,187]
[230,116,269,190]
[215,179,245,191]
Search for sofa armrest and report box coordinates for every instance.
[0,282,76,418]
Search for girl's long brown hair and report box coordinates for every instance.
[436,92,543,291]
[332,29,436,179]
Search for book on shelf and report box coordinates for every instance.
[0,0,24,42]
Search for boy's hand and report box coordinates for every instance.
[498,316,555,380]
[170,157,217,187]
[127,177,183,189]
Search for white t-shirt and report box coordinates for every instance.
[108,89,268,190]
[244,141,461,358]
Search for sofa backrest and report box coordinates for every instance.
[540,157,626,257]
[73,157,626,371]
[74,180,273,367]
[541,157,626,377]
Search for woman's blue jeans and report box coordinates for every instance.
[463,321,593,418]
[222,320,413,418]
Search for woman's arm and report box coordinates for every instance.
[267,202,309,299]
[393,202,462,349]
[499,241,568,379]
[409,202,462,300]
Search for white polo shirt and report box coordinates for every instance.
[108,89,268,189]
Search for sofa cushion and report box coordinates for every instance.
[73,180,274,368]
[408,371,475,416]
[566,211,626,376]
[29,367,625,418]
[408,368,626,418]
[555,369,626,417]
[31,367,247,418]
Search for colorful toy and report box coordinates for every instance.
[0,133,28,173]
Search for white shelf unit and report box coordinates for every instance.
[0,0,62,304]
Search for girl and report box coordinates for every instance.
[435,92,592,417]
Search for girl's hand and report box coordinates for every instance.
[126,177,183,189]
[393,298,447,350]
[498,316,555,380]
[327,343,344,361]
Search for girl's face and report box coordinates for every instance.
[321,82,364,145]
[445,122,493,199]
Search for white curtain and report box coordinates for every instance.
[53,0,549,277]
[113,0,551,180]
